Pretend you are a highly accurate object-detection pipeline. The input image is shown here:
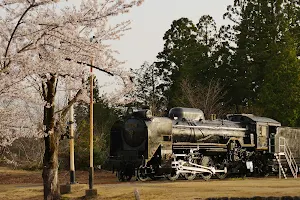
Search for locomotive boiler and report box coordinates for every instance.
[108,107,281,181]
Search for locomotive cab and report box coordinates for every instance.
[227,114,281,152]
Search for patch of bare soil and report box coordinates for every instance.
[59,169,119,185]
[0,167,118,200]
[0,167,118,185]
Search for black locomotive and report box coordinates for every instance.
[108,107,281,181]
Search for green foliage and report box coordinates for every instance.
[157,16,224,109]
[224,0,286,106]
[129,62,167,115]
[74,107,112,170]
[156,17,199,89]
[257,34,300,126]
[223,0,300,125]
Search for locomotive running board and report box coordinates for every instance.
[172,160,227,175]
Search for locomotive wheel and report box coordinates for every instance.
[166,168,179,181]
[167,173,179,181]
[254,159,270,177]
[149,173,159,180]
[183,162,197,181]
[184,172,196,180]
[137,166,150,182]
[200,156,213,181]
[215,161,227,179]
[117,170,132,182]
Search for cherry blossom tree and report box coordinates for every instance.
[0,78,44,160]
[0,99,43,149]
[0,0,144,199]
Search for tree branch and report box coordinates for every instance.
[3,3,36,69]
[56,89,83,118]
[65,58,114,76]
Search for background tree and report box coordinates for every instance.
[196,15,218,56]
[174,78,227,118]
[257,33,300,126]
[212,25,235,108]
[0,99,44,169]
[224,0,300,126]
[156,18,199,108]
[129,62,167,116]
[157,15,229,111]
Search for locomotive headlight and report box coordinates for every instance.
[135,109,153,119]
[145,110,153,119]
[126,107,133,116]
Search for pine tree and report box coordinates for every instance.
[224,0,300,125]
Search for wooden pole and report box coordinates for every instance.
[69,90,76,184]
[89,59,94,190]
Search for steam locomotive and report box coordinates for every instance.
[108,107,281,181]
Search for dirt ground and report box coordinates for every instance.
[0,167,118,185]
[0,167,300,200]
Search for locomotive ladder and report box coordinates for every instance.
[275,137,298,179]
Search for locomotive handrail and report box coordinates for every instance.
[278,136,298,178]
[173,124,247,131]
[284,139,298,177]
[173,142,226,146]
[286,146,298,177]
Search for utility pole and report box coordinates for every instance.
[89,60,94,189]
[86,58,97,197]
[69,90,76,184]
[60,90,77,194]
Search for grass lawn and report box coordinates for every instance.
[1,167,300,200]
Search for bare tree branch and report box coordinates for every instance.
[176,78,227,118]
[64,58,114,76]
[56,88,83,118]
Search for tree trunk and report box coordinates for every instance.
[42,132,60,200]
[42,75,60,200]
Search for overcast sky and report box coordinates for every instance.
[108,0,233,69]
[73,0,234,92]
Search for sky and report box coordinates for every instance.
[108,0,233,69]
[74,0,234,92]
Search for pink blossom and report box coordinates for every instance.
[0,0,144,147]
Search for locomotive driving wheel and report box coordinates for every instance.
[117,163,134,182]
[253,158,270,177]
[137,166,150,182]
[166,168,180,181]
[167,172,179,181]
[200,156,214,181]
[215,160,227,179]
[117,170,132,182]
[183,161,197,180]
